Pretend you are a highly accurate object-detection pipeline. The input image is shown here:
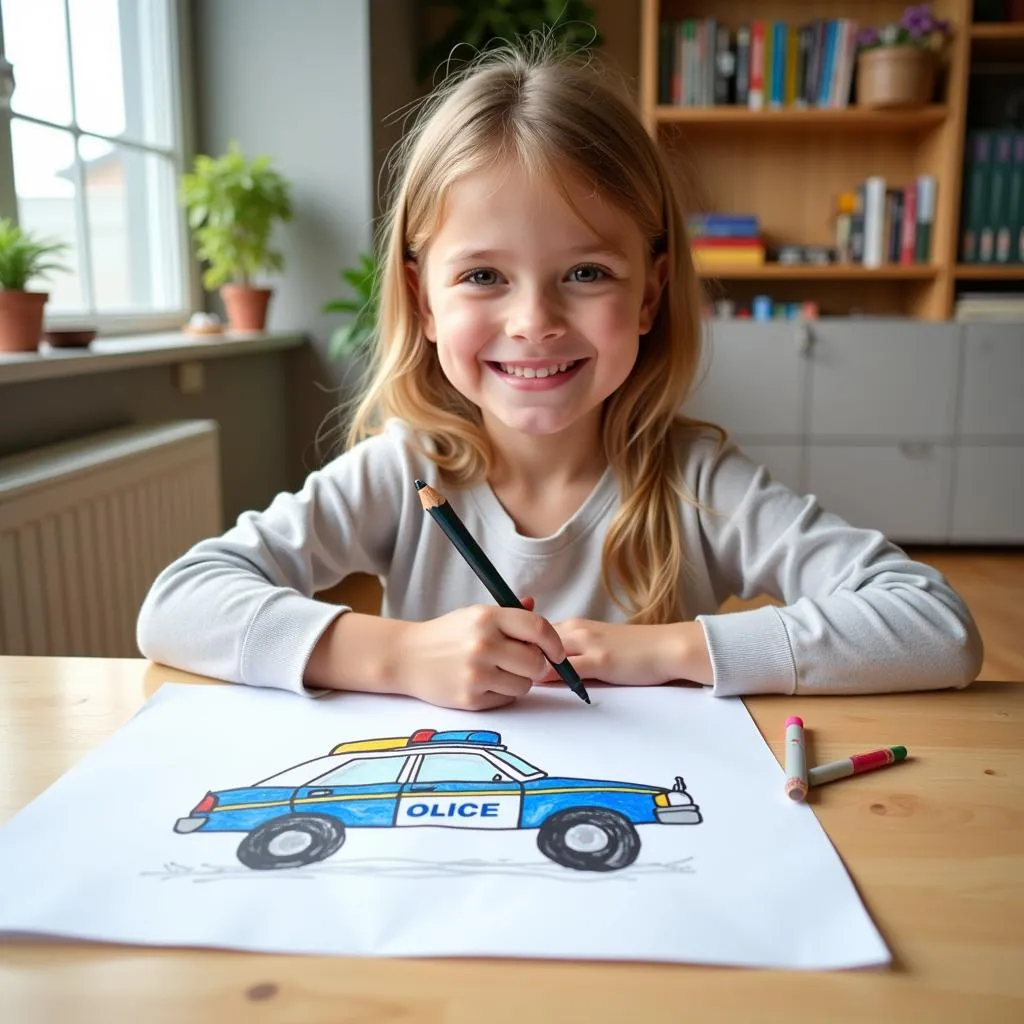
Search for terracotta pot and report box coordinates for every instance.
[0,289,48,352]
[220,284,273,332]
[856,46,937,109]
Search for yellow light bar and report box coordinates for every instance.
[331,737,408,754]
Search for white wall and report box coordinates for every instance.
[189,0,373,350]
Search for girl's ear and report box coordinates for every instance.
[404,259,437,342]
[639,252,668,336]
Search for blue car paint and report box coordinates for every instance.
[190,773,663,835]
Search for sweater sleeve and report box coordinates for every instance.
[691,441,984,697]
[137,425,415,695]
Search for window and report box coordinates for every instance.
[0,0,191,330]
[311,756,409,788]
[415,753,509,784]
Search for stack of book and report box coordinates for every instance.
[960,129,1024,264]
[837,176,936,266]
[954,292,1024,321]
[688,214,765,271]
[657,18,859,109]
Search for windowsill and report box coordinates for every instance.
[0,330,308,386]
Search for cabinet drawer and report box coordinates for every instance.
[805,443,952,543]
[960,325,1024,438]
[685,322,804,438]
[951,446,1024,542]
[807,322,958,440]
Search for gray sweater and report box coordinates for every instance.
[137,419,983,698]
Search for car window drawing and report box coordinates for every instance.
[173,728,702,874]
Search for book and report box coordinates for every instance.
[916,175,936,263]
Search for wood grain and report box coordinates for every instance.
[1,657,1022,1022]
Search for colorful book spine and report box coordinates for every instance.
[900,182,918,265]
[962,131,991,263]
[916,175,936,263]
[862,176,887,267]
[991,130,1015,264]
[748,21,765,110]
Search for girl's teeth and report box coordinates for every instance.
[499,361,575,378]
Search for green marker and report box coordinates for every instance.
[809,746,908,787]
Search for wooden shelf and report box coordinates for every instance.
[955,264,1024,280]
[697,265,938,282]
[969,23,1024,61]
[655,106,948,131]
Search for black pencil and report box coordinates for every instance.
[415,479,591,705]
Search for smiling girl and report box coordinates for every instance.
[137,44,982,709]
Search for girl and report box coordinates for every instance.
[138,44,983,710]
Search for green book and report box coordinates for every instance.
[962,130,992,263]
[989,131,1014,264]
[1008,132,1024,264]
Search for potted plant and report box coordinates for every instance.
[322,250,379,359]
[855,4,953,109]
[417,0,600,82]
[0,217,69,353]
[179,141,293,332]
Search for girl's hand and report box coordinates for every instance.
[395,602,566,711]
[537,618,713,687]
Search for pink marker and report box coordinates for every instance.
[784,716,808,802]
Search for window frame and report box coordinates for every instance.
[0,0,199,335]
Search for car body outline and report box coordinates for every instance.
[173,728,703,872]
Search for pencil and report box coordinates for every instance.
[414,479,591,704]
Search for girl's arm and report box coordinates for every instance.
[690,441,984,696]
[136,428,407,693]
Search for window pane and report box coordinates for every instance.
[68,0,174,148]
[2,0,73,125]
[313,756,409,787]
[81,138,183,312]
[415,754,502,783]
[12,119,85,312]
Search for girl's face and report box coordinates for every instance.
[411,162,665,447]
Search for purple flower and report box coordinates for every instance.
[857,26,881,47]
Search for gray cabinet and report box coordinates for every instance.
[951,447,1024,542]
[960,324,1024,438]
[807,322,959,440]
[683,318,1022,544]
[806,443,953,542]
[686,322,805,439]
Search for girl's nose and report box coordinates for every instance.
[505,287,567,343]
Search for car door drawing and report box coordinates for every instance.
[396,749,525,829]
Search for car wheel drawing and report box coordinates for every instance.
[236,814,346,870]
[536,807,641,872]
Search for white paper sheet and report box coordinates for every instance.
[0,683,889,968]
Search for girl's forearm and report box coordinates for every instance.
[304,612,410,694]
[660,620,714,685]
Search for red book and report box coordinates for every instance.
[749,22,765,110]
[900,182,917,265]
[691,236,763,247]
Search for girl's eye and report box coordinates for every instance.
[461,269,501,286]
[569,264,607,283]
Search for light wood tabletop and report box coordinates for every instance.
[1,656,1022,1024]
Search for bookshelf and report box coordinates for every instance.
[637,0,1010,321]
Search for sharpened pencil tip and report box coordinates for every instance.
[414,479,426,490]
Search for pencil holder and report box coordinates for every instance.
[856,45,937,109]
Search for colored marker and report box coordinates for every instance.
[784,716,808,802]
[809,746,908,787]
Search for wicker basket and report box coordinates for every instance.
[856,45,937,109]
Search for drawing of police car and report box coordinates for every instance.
[173,729,702,872]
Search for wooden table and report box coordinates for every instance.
[1,657,1022,1023]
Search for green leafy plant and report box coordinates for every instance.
[417,0,600,82]
[179,141,294,290]
[0,217,69,291]
[322,251,379,359]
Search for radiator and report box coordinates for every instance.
[0,420,221,657]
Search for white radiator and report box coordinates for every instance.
[0,421,221,657]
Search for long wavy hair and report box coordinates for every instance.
[347,40,724,624]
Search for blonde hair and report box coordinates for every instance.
[348,40,724,624]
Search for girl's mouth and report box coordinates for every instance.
[491,359,583,381]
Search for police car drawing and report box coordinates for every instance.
[173,729,703,873]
